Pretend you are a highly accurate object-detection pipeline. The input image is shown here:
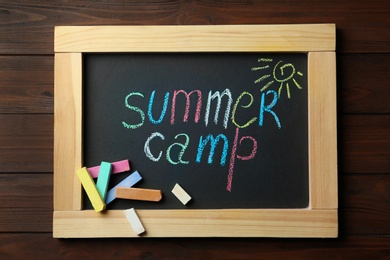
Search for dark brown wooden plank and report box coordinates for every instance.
[339,54,390,114]
[341,174,390,236]
[0,1,389,54]
[0,174,52,208]
[0,208,51,232]
[0,234,389,258]
[0,56,53,113]
[0,114,53,172]
[0,0,387,257]
[341,114,390,174]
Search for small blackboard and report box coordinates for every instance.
[53,25,338,238]
[83,52,309,209]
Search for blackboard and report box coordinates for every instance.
[83,52,309,210]
[53,24,338,238]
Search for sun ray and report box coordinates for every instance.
[260,80,275,92]
[292,78,302,89]
[278,82,283,97]
[251,65,269,71]
[258,58,273,62]
[286,83,291,99]
[254,74,271,84]
[252,57,304,99]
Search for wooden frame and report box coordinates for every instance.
[54,24,337,238]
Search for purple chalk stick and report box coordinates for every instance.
[106,171,142,204]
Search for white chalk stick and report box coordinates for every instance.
[172,183,192,205]
[123,208,145,235]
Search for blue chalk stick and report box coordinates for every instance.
[105,171,142,204]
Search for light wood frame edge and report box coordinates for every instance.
[53,24,337,238]
[308,52,338,209]
[54,24,335,52]
[54,209,337,238]
[54,53,83,211]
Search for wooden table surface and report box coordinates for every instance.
[0,1,389,258]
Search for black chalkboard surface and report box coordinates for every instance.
[83,53,308,210]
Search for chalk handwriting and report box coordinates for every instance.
[204,89,232,129]
[148,91,169,124]
[121,56,304,192]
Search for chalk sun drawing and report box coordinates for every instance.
[251,58,303,99]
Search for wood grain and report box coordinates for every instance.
[0,234,390,259]
[342,114,390,174]
[54,53,83,211]
[308,52,337,209]
[0,0,389,257]
[0,114,53,172]
[53,209,337,238]
[0,173,52,208]
[55,24,335,52]
[0,209,52,232]
[339,54,390,114]
[341,174,390,235]
[0,1,389,54]
[0,56,53,113]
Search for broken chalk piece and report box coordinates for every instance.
[95,161,112,201]
[116,187,162,202]
[172,183,192,205]
[106,170,142,204]
[88,159,130,178]
[76,167,106,212]
[123,208,145,235]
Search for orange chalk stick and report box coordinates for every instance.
[116,187,162,202]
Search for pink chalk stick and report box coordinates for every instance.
[88,159,130,178]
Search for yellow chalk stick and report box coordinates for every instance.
[76,167,106,212]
